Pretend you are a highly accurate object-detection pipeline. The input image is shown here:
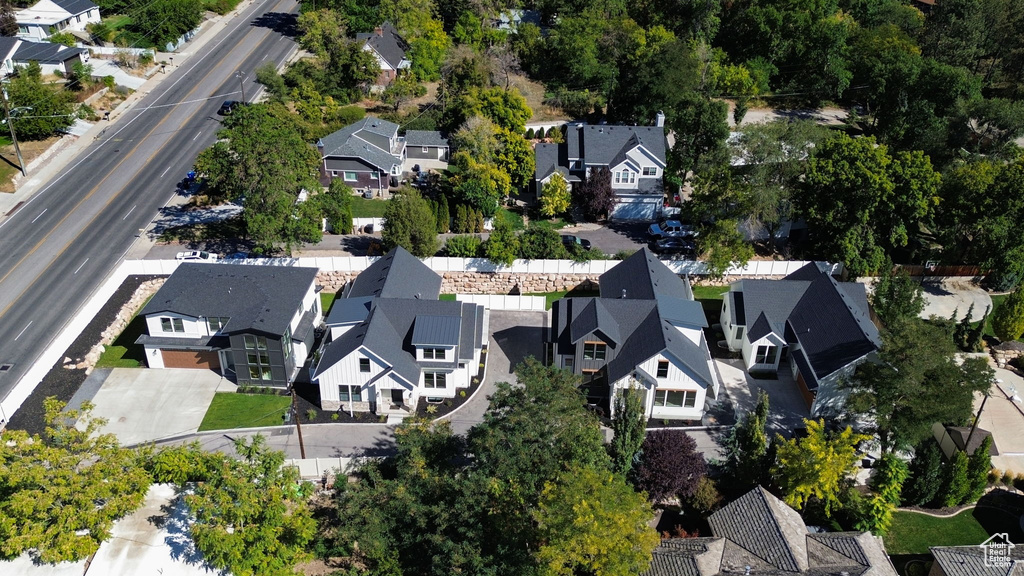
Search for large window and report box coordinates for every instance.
[244,334,271,380]
[359,358,371,372]
[615,170,636,184]
[206,317,229,333]
[424,372,447,388]
[282,328,292,359]
[422,347,445,360]
[583,342,607,360]
[339,385,362,402]
[344,171,358,182]
[654,390,697,408]
[754,345,778,365]
[642,167,657,176]
[161,317,184,333]
[657,361,669,378]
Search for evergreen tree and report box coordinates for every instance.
[966,436,993,503]
[436,194,450,233]
[968,306,990,352]
[856,453,909,534]
[484,210,519,266]
[941,451,971,507]
[992,289,1024,342]
[954,303,975,350]
[610,386,646,476]
[723,390,771,490]
[381,188,439,257]
[903,441,944,506]
[0,2,17,37]
[474,208,485,233]
[455,204,469,233]
[526,127,535,139]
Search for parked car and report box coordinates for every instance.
[225,252,248,260]
[218,100,246,115]
[175,250,219,261]
[648,219,698,239]
[561,235,592,250]
[649,237,696,256]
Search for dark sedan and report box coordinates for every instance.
[649,237,696,256]
[561,235,592,250]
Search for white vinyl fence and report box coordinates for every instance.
[283,457,356,479]
[455,294,547,311]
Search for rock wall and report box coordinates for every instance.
[74,278,166,373]
[992,341,1024,369]
[316,271,602,295]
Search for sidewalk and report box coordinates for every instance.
[0,0,262,223]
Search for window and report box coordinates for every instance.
[583,342,607,360]
[654,390,697,408]
[18,25,28,34]
[614,171,621,184]
[628,170,636,183]
[735,326,744,341]
[563,357,574,371]
[244,335,268,350]
[161,317,184,333]
[76,15,81,23]
[422,347,445,360]
[582,369,600,383]
[657,361,669,378]
[422,146,429,153]
[754,345,778,365]
[424,372,447,388]
[642,167,657,176]
[371,171,379,179]
[282,328,292,359]
[359,358,371,372]
[206,317,228,333]
[339,385,363,402]
[344,171,358,182]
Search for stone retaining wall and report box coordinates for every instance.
[73,278,166,373]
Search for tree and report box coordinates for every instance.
[6,63,76,140]
[855,453,908,534]
[665,95,729,178]
[0,399,151,563]
[407,18,451,81]
[610,385,646,476]
[632,430,707,502]
[966,436,993,503]
[0,2,17,37]
[698,219,754,278]
[940,450,971,507]
[903,441,944,506]
[922,0,986,69]
[382,188,439,257]
[381,71,422,111]
[540,172,571,217]
[445,234,482,257]
[723,390,771,490]
[297,8,346,60]
[773,419,869,515]
[992,289,1024,342]
[518,225,567,260]
[187,435,317,576]
[435,193,450,233]
[574,166,617,221]
[534,465,660,576]
[129,0,203,49]
[495,129,535,189]
[848,320,994,453]
[484,210,519,266]
[317,179,355,234]
[871,264,926,329]
[449,151,512,216]
[452,115,500,162]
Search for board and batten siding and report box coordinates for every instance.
[145,313,208,339]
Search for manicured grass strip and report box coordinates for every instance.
[350,195,387,218]
[884,509,990,555]
[321,292,337,316]
[691,285,729,300]
[198,392,292,431]
[439,294,457,301]
[95,296,153,368]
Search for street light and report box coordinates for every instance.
[236,70,246,103]
[1,85,30,177]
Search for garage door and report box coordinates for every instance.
[611,197,660,221]
[161,350,221,370]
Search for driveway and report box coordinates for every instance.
[919,278,993,321]
[715,358,810,435]
[80,368,230,445]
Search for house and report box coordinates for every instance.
[490,9,542,31]
[311,247,487,416]
[356,22,410,87]
[12,39,88,76]
[549,248,720,422]
[317,116,404,195]
[15,0,100,41]
[404,130,450,165]
[136,263,321,388]
[930,541,1023,576]
[644,486,899,575]
[534,115,668,221]
[720,262,881,415]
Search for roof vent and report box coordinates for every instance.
[621,289,626,298]
[415,293,421,299]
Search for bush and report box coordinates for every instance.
[686,476,722,516]
[614,249,637,260]
[1002,470,1015,486]
[526,127,535,139]
[940,451,970,507]
[445,234,483,257]
[992,289,1024,342]
[632,430,707,503]
[306,409,317,421]
[138,52,154,66]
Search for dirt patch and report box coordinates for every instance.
[0,135,64,193]
[509,74,567,122]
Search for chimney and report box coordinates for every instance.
[374,26,383,37]
[656,110,665,127]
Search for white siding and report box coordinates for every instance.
[144,313,205,339]
[744,335,784,372]
[612,352,710,421]
[316,347,401,404]
[143,346,164,368]
[416,346,454,362]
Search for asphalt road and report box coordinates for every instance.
[0,0,300,415]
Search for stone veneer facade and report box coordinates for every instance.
[316,271,603,295]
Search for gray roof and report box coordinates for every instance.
[944,426,998,456]
[535,142,569,182]
[411,315,461,346]
[405,130,448,148]
[931,545,1024,576]
[52,0,97,15]
[318,116,401,172]
[571,124,668,166]
[747,311,775,342]
[656,296,708,328]
[601,248,693,301]
[345,247,442,299]
[643,538,724,576]
[356,22,408,69]
[140,264,318,337]
[709,486,809,573]
[13,41,87,64]
[0,38,19,61]
[325,295,374,325]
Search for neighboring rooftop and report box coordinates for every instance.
[931,544,1024,576]
[600,248,693,301]
[404,130,449,148]
[318,116,402,172]
[355,22,408,69]
[13,40,86,63]
[344,247,442,300]
[566,124,668,166]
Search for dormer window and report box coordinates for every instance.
[207,317,229,333]
[161,317,184,333]
[583,342,607,360]
[642,167,657,176]
[422,347,445,360]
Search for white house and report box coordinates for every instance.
[16,0,101,41]
[549,248,720,422]
[720,262,881,415]
[311,248,487,416]
[355,22,411,87]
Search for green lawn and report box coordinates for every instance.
[104,15,131,30]
[528,218,567,231]
[350,195,388,218]
[884,510,990,555]
[525,288,601,310]
[439,294,457,301]
[198,392,292,431]
[320,292,337,316]
[984,293,1007,339]
[692,285,729,300]
[95,297,153,368]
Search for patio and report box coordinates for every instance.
[715,358,811,436]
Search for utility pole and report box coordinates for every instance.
[292,389,306,459]
[236,71,246,103]
[1,85,27,177]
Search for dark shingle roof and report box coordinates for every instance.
[574,124,668,166]
[52,0,97,15]
[931,545,1024,576]
[944,426,998,456]
[411,315,461,346]
[356,22,408,69]
[13,41,87,64]
[0,37,19,61]
[318,116,401,172]
[405,130,448,147]
[747,311,775,342]
[325,295,374,325]
[345,247,442,299]
[141,264,317,336]
[708,486,809,573]
[534,142,572,182]
[600,248,692,300]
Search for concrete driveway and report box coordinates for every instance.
[80,368,230,445]
[716,358,810,436]
[920,278,993,321]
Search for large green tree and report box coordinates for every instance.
[722,390,771,490]
[609,385,646,476]
[870,264,926,329]
[129,0,202,48]
[665,94,729,179]
[381,188,439,257]
[7,63,77,140]
[773,419,868,515]
[0,399,151,563]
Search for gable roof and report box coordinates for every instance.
[356,22,408,69]
[318,116,401,172]
[569,124,668,167]
[534,142,574,182]
[344,247,442,299]
[600,248,693,301]
[140,263,317,336]
[0,37,20,62]
[931,545,1024,576]
[405,130,449,148]
[709,486,809,573]
[52,0,96,14]
[13,40,86,64]
[643,538,724,576]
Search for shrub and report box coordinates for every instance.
[990,469,1003,484]
[940,451,970,507]
[1015,473,1024,491]
[526,127,535,139]
[306,409,317,421]
[445,234,483,257]
[426,405,438,414]
[331,413,339,421]
[632,430,707,502]
[614,249,637,260]
[992,289,1024,342]
[138,51,154,66]
[686,476,722,516]
[1002,470,1015,486]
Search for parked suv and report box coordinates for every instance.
[560,235,592,251]
[647,219,698,239]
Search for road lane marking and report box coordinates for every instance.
[122,205,136,220]
[193,130,202,141]
[31,209,46,223]
[74,258,89,274]
[0,0,293,323]
[14,322,32,341]
[160,165,172,177]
